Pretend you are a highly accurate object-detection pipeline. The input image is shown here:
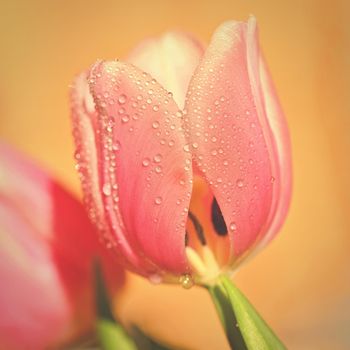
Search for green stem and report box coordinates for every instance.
[208,275,286,350]
[207,284,247,350]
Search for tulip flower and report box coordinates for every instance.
[71,16,291,349]
[0,142,124,350]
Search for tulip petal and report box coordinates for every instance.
[0,142,124,349]
[86,60,193,275]
[0,142,123,349]
[71,72,148,273]
[0,199,70,350]
[185,17,291,262]
[127,31,204,108]
[249,54,292,253]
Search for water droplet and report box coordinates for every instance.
[142,158,150,167]
[149,273,162,285]
[121,115,130,123]
[154,154,162,163]
[154,196,163,205]
[118,94,127,104]
[183,144,190,152]
[236,179,244,188]
[270,176,275,183]
[229,222,237,231]
[102,183,112,196]
[112,141,121,151]
[179,274,194,289]
[155,165,162,174]
[192,142,198,149]
[153,105,159,112]
[152,121,160,129]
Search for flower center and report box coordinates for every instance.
[181,176,232,287]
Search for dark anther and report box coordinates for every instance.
[211,198,228,236]
[185,231,189,246]
[188,211,206,245]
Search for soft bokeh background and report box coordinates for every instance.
[1,0,349,349]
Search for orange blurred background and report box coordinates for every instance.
[1,0,349,349]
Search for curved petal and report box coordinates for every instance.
[0,142,124,349]
[86,60,192,275]
[0,199,70,350]
[184,17,291,262]
[246,22,292,254]
[127,31,204,108]
[71,71,147,273]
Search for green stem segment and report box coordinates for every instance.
[208,275,287,350]
[94,261,137,350]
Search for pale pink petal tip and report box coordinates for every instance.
[127,31,204,108]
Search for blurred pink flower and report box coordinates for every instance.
[71,16,292,286]
[0,142,124,350]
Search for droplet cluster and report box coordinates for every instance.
[183,32,276,256]
[73,60,194,274]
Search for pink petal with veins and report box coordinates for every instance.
[127,31,204,108]
[185,17,292,261]
[71,71,147,273]
[84,60,192,275]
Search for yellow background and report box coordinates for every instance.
[1,0,349,349]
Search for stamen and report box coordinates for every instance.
[202,245,220,272]
[188,211,206,245]
[185,247,207,276]
[211,198,228,236]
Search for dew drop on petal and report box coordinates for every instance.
[142,158,150,167]
[149,273,162,285]
[102,183,112,196]
[112,141,121,151]
[121,115,130,123]
[229,222,237,231]
[155,165,162,174]
[152,121,160,129]
[236,179,244,188]
[118,94,127,104]
[154,154,162,163]
[154,196,163,205]
[183,144,190,152]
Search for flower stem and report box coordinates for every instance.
[207,275,286,350]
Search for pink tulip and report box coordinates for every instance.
[0,142,124,350]
[71,16,291,287]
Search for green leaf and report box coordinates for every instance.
[93,261,137,350]
[217,274,286,350]
[131,326,176,350]
[207,284,247,350]
[97,319,137,350]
